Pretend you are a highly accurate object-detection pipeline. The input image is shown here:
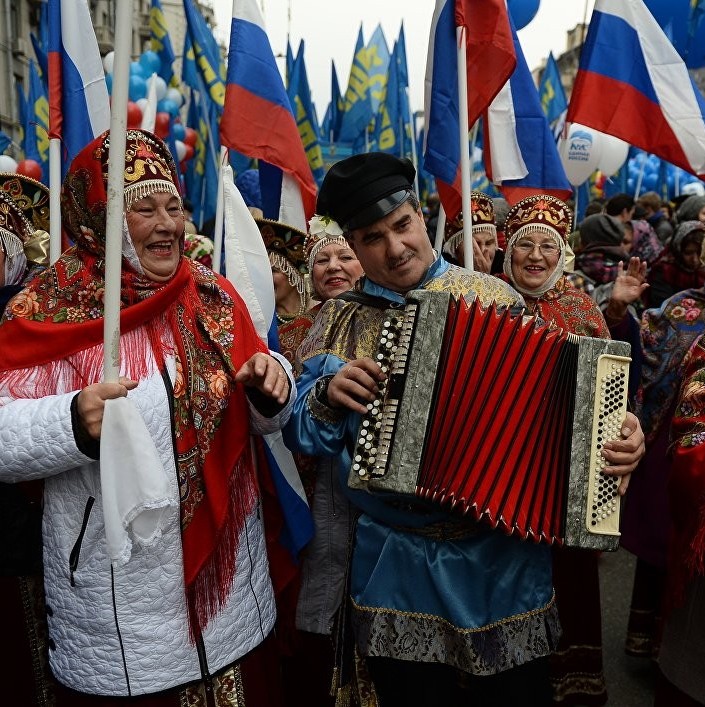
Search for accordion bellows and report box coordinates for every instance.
[348,290,631,551]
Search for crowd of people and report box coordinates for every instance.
[0,129,704,707]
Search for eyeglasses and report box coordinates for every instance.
[514,240,560,256]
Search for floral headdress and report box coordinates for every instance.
[443,191,497,255]
[305,213,348,271]
[502,194,573,298]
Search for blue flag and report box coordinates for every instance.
[415,126,435,202]
[181,0,226,113]
[371,40,401,156]
[372,23,412,158]
[366,24,390,115]
[30,0,49,85]
[15,84,26,151]
[320,61,343,142]
[24,61,49,182]
[689,0,705,39]
[181,33,199,91]
[538,52,567,127]
[286,40,295,84]
[287,40,325,186]
[0,129,10,155]
[338,26,373,143]
[183,88,219,230]
[150,0,177,87]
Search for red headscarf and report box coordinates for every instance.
[0,129,267,639]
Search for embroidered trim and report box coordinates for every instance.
[124,180,180,212]
[351,593,560,676]
[307,383,345,425]
[179,662,246,705]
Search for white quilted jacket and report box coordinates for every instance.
[0,350,295,696]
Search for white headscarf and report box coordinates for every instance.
[0,228,27,287]
[502,224,566,298]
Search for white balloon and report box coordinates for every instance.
[154,76,168,101]
[597,132,630,177]
[175,140,187,162]
[103,51,115,75]
[558,123,603,187]
[136,98,149,113]
[166,87,183,107]
[0,155,18,173]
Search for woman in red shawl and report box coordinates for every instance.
[654,336,705,706]
[502,195,637,707]
[0,130,294,706]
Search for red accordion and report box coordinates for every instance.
[348,290,631,551]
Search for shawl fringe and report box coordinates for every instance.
[186,450,259,642]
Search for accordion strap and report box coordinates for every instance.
[337,289,405,310]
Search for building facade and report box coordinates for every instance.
[0,0,217,158]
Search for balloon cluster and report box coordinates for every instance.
[0,155,43,180]
[102,49,196,172]
[624,152,703,200]
[558,123,705,199]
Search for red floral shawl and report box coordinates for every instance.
[0,130,267,639]
[667,336,705,609]
[499,274,610,339]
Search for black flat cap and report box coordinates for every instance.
[317,153,416,230]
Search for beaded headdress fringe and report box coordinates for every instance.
[124,180,181,213]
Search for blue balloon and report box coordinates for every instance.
[627,177,636,193]
[633,151,648,166]
[507,0,541,31]
[172,122,186,141]
[105,73,112,95]
[139,50,161,76]
[157,98,179,117]
[666,171,676,195]
[128,75,148,101]
[130,61,148,78]
[642,172,658,191]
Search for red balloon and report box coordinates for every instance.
[16,159,43,181]
[180,160,188,174]
[126,101,142,129]
[183,128,198,147]
[183,144,195,161]
[154,112,170,139]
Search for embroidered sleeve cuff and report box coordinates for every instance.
[307,376,345,425]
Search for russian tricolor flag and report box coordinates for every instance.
[567,0,705,178]
[423,0,515,220]
[48,0,110,173]
[221,0,317,229]
[483,18,572,204]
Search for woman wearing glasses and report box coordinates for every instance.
[502,195,610,338]
[501,195,612,706]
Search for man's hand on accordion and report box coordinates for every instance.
[327,358,387,415]
[600,411,645,495]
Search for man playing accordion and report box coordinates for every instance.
[284,153,645,707]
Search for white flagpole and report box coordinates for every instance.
[49,139,62,263]
[456,25,473,271]
[634,154,648,199]
[211,146,228,274]
[103,0,132,383]
[434,205,446,252]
